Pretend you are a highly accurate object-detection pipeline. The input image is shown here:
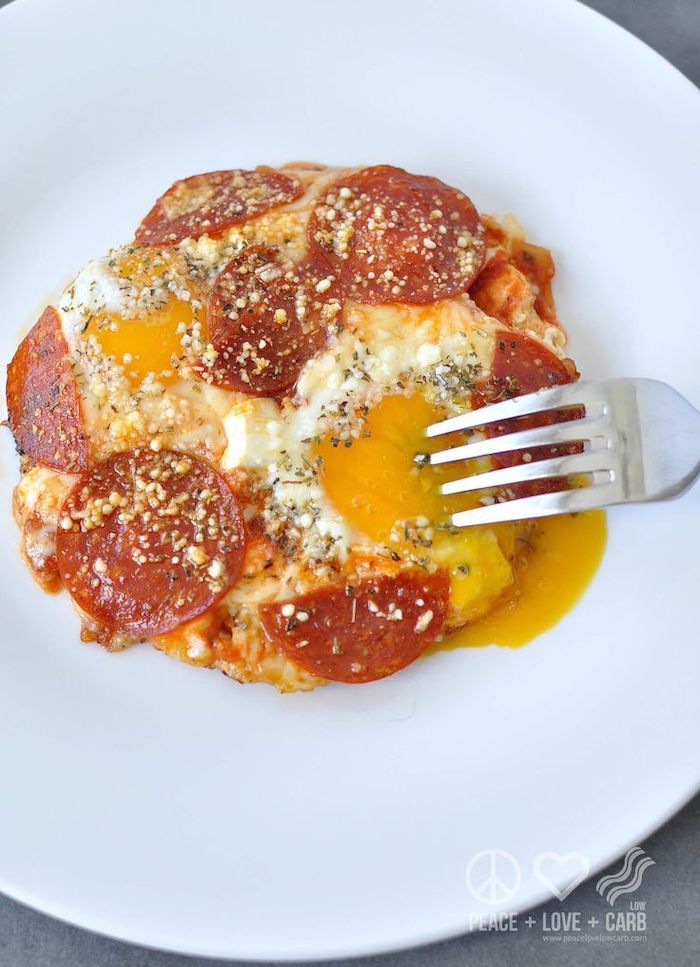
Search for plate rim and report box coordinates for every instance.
[0,0,698,959]
[1,782,698,961]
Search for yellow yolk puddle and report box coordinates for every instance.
[85,297,204,387]
[316,392,606,650]
[437,510,607,649]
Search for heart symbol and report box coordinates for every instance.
[534,852,590,901]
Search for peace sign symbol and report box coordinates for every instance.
[465,849,521,905]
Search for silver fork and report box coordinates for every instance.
[426,378,700,527]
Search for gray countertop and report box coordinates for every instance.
[0,0,698,964]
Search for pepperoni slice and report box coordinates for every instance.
[204,246,339,397]
[56,449,246,640]
[487,330,577,398]
[259,570,449,683]
[308,165,485,304]
[135,168,304,246]
[475,330,581,497]
[6,306,89,474]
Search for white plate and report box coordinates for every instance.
[0,0,698,959]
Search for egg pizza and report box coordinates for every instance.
[6,162,591,692]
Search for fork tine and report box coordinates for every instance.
[450,482,619,527]
[426,382,603,438]
[440,451,611,495]
[429,414,606,465]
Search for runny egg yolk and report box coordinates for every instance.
[316,392,606,647]
[314,393,487,537]
[83,249,207,387]
[85,297,205,387]
[440,510,607,649]
[316,393,522,623]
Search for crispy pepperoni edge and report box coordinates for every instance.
[6,306,89,474]
[470,219,559,329]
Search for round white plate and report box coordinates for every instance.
[0,0,698,959]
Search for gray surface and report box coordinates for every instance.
[0,0,698,964]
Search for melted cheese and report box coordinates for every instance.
[11,163,604,691]
[13,467,77,590]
